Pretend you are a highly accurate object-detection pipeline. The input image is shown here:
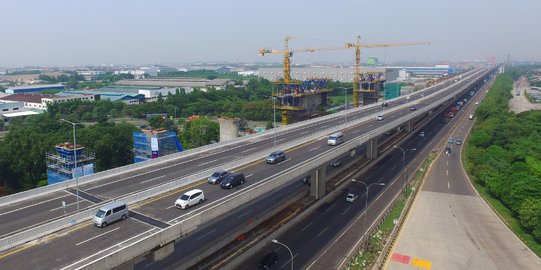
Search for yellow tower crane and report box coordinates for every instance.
[345,36,430,107]
[259,36,344,83]
[259,36,346,124]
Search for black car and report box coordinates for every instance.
[409,106,417,111]
[220,173,246,189]
[258,251,278,269]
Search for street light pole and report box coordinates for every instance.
[393,145,416,189]
[273,94,277,148]
[272,239,293,270]
[344,87,347,123]
[61,119,80,212]
[351,179,385,234]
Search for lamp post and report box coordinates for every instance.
[344,87,348,123]
[272,239,293,270]
[273,93,277,148]
[61,119,80,212]
[351,180,385,234]
[393,145,416,189]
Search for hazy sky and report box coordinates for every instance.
[1,0,539,67]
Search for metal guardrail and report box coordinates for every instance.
[0,68,480,208]
[72,70,493,269]
[0,68,490,253]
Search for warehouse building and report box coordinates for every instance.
[5,84,65,94]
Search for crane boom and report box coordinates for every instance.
[345,36,430,107]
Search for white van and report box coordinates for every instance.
[327,132,344,146]
[93,201,129,228]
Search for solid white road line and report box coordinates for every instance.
[76,227,120,246]
[245,174,254,178]
[309,146,321,152]
[0,193,71,217]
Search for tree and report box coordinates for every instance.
[180,118,219,149]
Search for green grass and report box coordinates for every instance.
[347,153,435,269]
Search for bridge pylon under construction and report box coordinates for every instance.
[273,78,332,125]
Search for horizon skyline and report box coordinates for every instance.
[1,0,539,67]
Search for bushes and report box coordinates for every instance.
[466,70,541,242]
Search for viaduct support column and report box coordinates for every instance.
[310,166,327,199]
[405,120,413,133]
[151,241,175,262]
[366,138,379,159]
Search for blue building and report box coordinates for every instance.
[133,128,183,163]
[6,84,65,94]
[56,90,144,105]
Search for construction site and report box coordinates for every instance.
[46,142,95,185]
[259,36,430,124]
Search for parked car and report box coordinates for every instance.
[265,150,286,164]
[469,114,474,120]
[258,251,278,269]
[419,131,425,138]
[475,101,479,105]
[175,189,205,209]
[448,137,454,144]
[220,173,246,189]
[208,170,229,184]
[346,193,358,203]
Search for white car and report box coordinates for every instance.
[346,193,358,203]
[419,131,425,137]
[376,115,384,121]
[175,189,205,209]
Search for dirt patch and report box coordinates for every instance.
[508,76,541,113]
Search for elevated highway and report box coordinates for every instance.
[0,66,498,269]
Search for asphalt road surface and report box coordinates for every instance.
[386,78,541,270]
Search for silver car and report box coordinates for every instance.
[208,170,229,184]
[93,201,129,228]
[266,150,286,164]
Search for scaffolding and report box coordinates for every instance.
[46,143,95,185]
[357,72,386,105]
[133,128,183,163]
[273,78,332,124]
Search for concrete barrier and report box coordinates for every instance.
[2,68,492,257]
